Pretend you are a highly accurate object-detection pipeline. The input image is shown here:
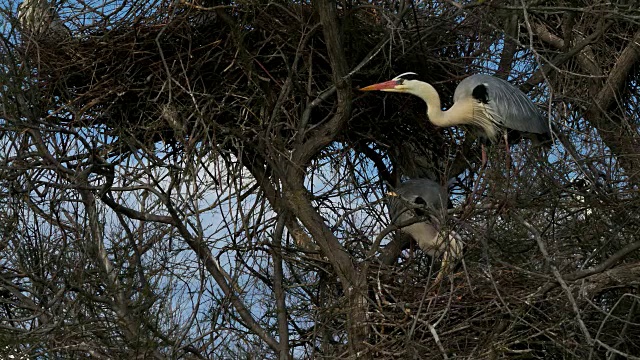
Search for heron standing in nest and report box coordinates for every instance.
[387,178,462,283]
[361,72,551,166]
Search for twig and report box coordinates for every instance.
[515,212,594,346]
[428,323,449,360]
[539,239,640,294]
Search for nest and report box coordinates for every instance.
[9,1,640,358]
[16,1,479,174]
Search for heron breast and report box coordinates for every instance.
[471,103,500,140]
[401,222,443,257]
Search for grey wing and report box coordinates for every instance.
[388,179,447,225]
[455,74,550,135]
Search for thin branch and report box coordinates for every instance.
[515,212,594,346]
[161,187,281,351]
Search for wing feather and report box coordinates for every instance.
[454,74,550,135]
[387,179,447,225]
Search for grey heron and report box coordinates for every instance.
[18,0,69,39]
[361,73,551,164]
[387,178,462,282]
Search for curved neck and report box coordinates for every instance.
[407,81,475,128]
[407,81,447,126]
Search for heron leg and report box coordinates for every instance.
[468,143,488,205]
[504,133,511,178]
[433,236,462,285]
[432,244,449,285]
[434,252,458,285]
[481,143,488,168]
[434,258,447,284]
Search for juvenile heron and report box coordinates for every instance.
[361,73,551,164]
[387,178,462,281]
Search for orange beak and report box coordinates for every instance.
[359,79,399,91]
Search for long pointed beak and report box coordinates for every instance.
[359,79,399,91]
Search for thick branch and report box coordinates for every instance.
[378,236,411,266]
[496,13,519,79]
[579,262,640,300]
[280,177,357,286]
[584,30,640,183]
[293,0,353,166]
[101,193,176,225]
[272,215,291,359]
[540,238,640,294]
[522,24,608,93]
[531,20,602,88]
[314,0,349,93]
[588,30,640,113]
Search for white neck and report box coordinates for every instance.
[406,81,471,128]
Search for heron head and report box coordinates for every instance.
[359,72,420,93]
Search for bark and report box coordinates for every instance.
[579,262,640,300]
[273,215,291,359]
[347,273,370,358]
[531,21,602,80]
[584,30,640,184]
[522,23,608,93]
[287,0,369,356]
[526,22,640,183]
[293,0,352,167]
[379,234,411,266]
[497,12,519,79]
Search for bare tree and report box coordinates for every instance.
[1,0,639,358]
